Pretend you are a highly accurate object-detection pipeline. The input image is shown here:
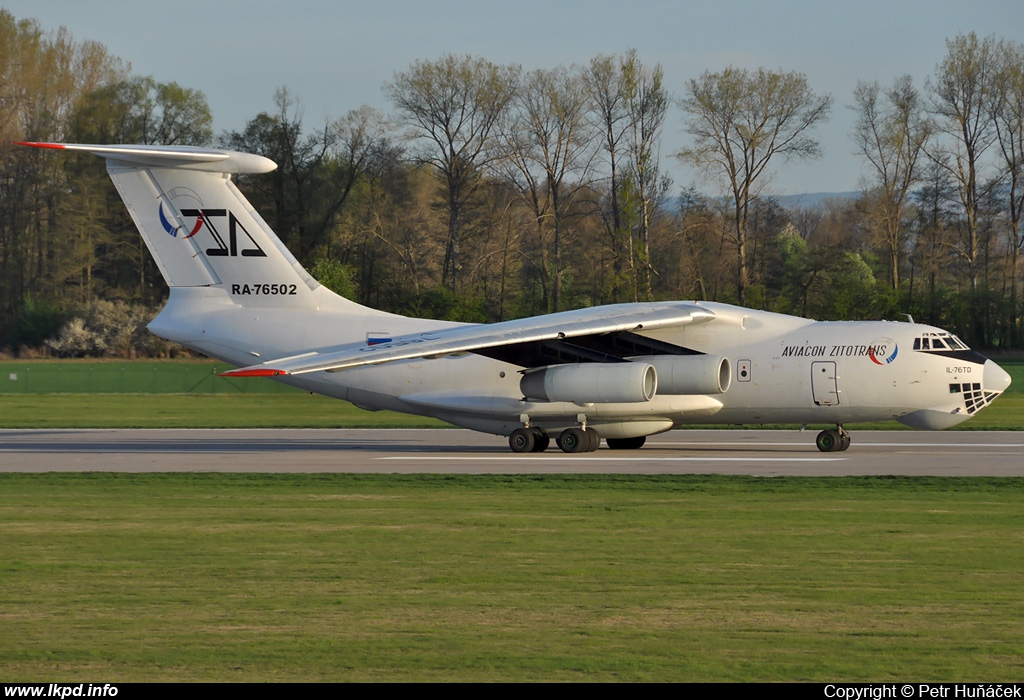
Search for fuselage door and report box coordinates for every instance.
[811,361,840,406]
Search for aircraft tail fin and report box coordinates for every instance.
[18,142,362,313]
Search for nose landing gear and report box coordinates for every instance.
[816,425,851,452]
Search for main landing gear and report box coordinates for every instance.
[556,427,600,453]
[508,427,550,453]
[815,425,851,452]
[508,426,600,453]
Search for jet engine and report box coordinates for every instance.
[520,362,657,403]
[632,355,731,395]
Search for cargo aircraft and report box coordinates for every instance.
[22,142,1012,453]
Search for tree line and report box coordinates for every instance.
[0,10,1021,355]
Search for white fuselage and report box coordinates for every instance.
[152,290,1008,438]
[30,142,1010,451]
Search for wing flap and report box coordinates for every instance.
[222,302,716,377]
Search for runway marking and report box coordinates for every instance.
[657,441,1024,448]
[380,456,846,462]
[904,450,1024,456]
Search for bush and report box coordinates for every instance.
[46,300,180,358]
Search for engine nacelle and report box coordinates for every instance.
[632,355,731,395]
[520,362,657,403]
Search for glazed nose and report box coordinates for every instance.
[984,360,1012,394]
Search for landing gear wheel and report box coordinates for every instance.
[816,428,842,453]
[558,427,598,453]
[606,436,647,450]
[838,431,851,451]
[530,428,550,453]
[557,427,587,453]
[509,428,535,453]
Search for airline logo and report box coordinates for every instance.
[868,338,898,365]
[780,338,898,365]
[158,202,202,238]
[156,203,266,258]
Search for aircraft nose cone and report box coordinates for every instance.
[984,359,1012,394]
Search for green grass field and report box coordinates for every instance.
[0,359,299,395]
[0,393,448,428]
[1,474,1021,682]
[1,361,1020,681]
[0,358,1021,429]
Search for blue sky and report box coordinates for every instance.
[5,0,1022,194]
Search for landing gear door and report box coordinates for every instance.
[811,361,840,406]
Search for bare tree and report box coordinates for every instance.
[909,158,959,316]
[386,55,518,292]
[498,65,594,312]
[679,67,831,304]
[314,105,396,258]
[852,76,932,289]
[929,32,999,293]
[623,50,670,301]
[584,51,671,303]
[584,53,633,300]
[990,38,1024,343]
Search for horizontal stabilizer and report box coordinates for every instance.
[16,142,276,174]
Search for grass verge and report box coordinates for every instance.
[0,359,1020,430]
[0,391,1019,430]
[0,360,297,395]
[0,393,447,428]
[0,473,1021,681]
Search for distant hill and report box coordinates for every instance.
[773,192,860,209]
[670,192,861,212]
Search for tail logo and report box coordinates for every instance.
[158,202,203,239]
[155,203,267,258]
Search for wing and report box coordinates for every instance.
[222,302,716,377]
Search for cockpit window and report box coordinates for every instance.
[915,332,970,352]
